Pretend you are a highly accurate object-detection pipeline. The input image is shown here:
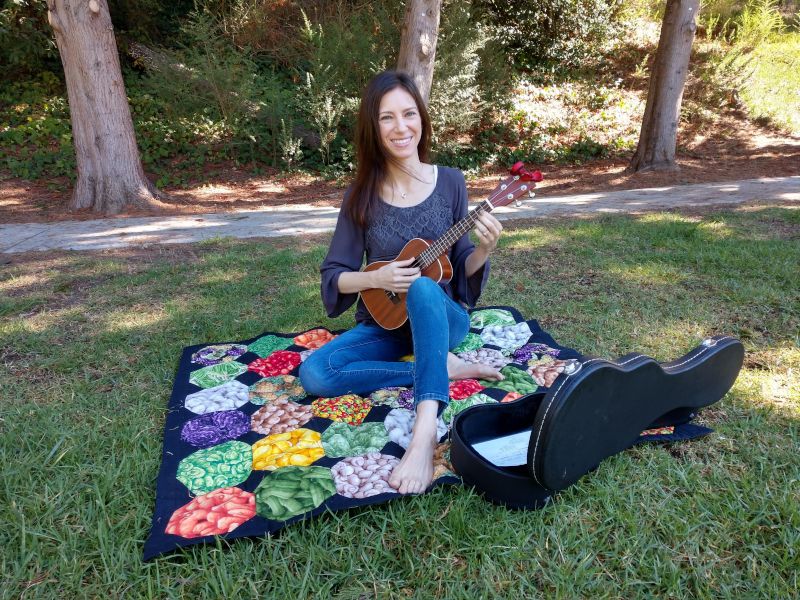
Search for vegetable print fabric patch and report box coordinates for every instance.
[145,306,705,559]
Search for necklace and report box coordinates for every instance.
[391,180,411,203]
[390,165,431,203]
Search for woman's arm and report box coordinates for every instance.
[465,211,503,277]
[465,245,490,278]
[336,270,377,294]
[320,193,366,317]
[338,259,420,294]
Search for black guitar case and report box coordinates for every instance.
[450,335,744,509]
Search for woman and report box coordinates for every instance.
[299,71,504,495]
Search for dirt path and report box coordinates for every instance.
[3,176,798,253]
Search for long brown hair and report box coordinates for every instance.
[347,70,432,227]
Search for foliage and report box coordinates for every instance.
[433,75,640,173]
[0,72,74,180]
[0,0,196,79]
[0,0,58,78]
[474,0,625,69]
[428,2,513,139]
[733,0,786,48]
[736,30,800,133]
[107,0,195,43]
[687,0,793,128]
[4,0,794,185]
[139,13,263,125]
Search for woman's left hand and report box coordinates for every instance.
[473,211,503,252]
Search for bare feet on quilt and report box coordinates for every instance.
[389,400,439,495]
[447,352,504,381]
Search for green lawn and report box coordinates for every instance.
[1,205,798,598]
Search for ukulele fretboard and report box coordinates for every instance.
[414,200,494,269]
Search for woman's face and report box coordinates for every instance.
[377,87,422,162]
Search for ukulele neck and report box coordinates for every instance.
[417,200,494,268]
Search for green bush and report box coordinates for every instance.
[429,1,513,139]
[2,0,632,184]
[107,0,195,43]
[688,0,788,117]
[0,73,74,180]
[474,0,624,69]
[0,0,58,78]
[134,11,298,172]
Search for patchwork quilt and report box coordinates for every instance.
[144,306,710,559]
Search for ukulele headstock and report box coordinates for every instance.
[487,162,544,209]
[510,161,544,183]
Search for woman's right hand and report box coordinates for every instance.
[372,257,421,293]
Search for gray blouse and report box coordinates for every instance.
[320,166,490,329]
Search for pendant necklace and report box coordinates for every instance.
[391,166,430,203]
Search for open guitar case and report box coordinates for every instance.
[450,335,745,509]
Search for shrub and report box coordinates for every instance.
[473,0,625,69]
[0,74,74,180]
[688,0,788,116]
[0,0,58,78]
[429,1,513,139]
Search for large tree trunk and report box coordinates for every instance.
[47,0,163,214]
[629,0,699,173]
[396,0,442,104]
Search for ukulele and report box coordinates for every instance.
[361,162,543,330]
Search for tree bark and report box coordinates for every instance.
[629,0,699,173]
[47,0,163,214]
[396,0,442,104]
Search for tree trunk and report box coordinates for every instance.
[629,0,699,173]
[47,0,163,214]
[396,0,442,104]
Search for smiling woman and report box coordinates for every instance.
[299,70,506,495]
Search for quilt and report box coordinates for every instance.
[144,306,710,559]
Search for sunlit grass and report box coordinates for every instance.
[1,206,798,598]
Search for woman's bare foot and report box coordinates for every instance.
[447,352,504,381]
[389,401,439,494]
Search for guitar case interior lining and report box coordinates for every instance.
[450,335,745,509]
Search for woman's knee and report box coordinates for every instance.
[407,276,441,307]
[298,353,336,398]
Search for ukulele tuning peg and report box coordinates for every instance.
[528,191,535,198]
[514,200,522,208]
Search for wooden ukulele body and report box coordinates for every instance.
[361,238,453,330]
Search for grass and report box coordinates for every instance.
[1,205,799,598]
[738,31,800,134]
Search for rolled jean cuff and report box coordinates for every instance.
[415,393,449,415]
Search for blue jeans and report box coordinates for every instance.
[299,277,470,408]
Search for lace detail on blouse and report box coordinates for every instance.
[365,192,454,261]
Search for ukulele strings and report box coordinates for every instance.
[415,185,508,267]
[382,181,514,299]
